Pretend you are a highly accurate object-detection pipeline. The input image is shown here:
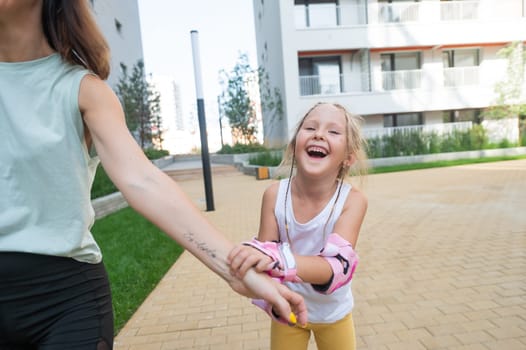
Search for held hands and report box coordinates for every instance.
[229,239,301,283]
[227,241,307,326]
[227,256,307,326]
[228,243,274,278]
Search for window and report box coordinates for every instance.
[381,52,421,90]
[381,52,421,71]
[299,56,342,95]
[442,109,481,124]
[384,113,423,127]
[114,19,122,34]
[295,0,339,28]
[443,49,480,86]
[442,49,479,68]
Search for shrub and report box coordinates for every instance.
[427,133,441,154]
[248,151,282,166]
[365,125,496,158]
[469,124,488,150]
[216,142,267,154]
[520,118,526,146]
[143,148,169,160]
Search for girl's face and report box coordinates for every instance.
[294,104,351,179]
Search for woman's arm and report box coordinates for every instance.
[79,75,307,324]
[227,183,281,276]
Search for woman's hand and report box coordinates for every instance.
[229,269,307,326]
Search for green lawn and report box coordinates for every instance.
[91,207,184,333]
[370,154,526,174]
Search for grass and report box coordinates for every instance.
[369,154,526,174]
[91,153,526,335]
[91,207,184,334]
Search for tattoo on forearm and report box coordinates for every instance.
[184,232,217,258]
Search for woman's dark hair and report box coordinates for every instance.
[42,0,110,79]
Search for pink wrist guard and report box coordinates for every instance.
[243,239,301,282]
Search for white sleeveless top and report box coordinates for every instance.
[274,178,354,323]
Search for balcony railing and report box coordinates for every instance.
[299,72,369,96]
[363,121,473,140]
[377,2,420,23]
[443,66,480,87]
[295,1,488,28]
[294,4,367,28]
[297,66,488,96]
[382,69,422,91]
[441,1,479,21]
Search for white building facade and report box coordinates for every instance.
[90,0,144,88]
[252,0,526,147]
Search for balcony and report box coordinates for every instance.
[381,69,422,91]
[376,0,480,24]
[298,65,489,96]
[440,1,479,21]
[443,66,480,87]
[299,72,370,96]
[294,0,523,29]
[363,121,473,140]
[377,2,421,23]
[294,4,367,28]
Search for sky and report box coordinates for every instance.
[137,0,258,115]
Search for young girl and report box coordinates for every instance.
[228,102,368,350]
[0,1,306,348]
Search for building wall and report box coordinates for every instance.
[253,0,526,147]
[90,0,144,88]
[252,0,290,148]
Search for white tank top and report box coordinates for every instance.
[274,178,354,323]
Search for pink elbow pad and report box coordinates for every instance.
[312,233,359,294]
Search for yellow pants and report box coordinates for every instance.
[270,313,356,350]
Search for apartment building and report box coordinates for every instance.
[252,0,526,147]
[90,0,144,88]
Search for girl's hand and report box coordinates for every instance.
[228,244,273,278]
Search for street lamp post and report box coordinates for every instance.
[190,30,214,211]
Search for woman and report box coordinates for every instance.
[0,1,305,349]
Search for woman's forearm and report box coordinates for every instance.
[119,165,236,283]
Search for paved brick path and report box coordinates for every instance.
[114,159,526,349]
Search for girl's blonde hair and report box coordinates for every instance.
[278,102,369,182]
[42,0,110,79]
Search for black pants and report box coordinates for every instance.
[0,252,114,350]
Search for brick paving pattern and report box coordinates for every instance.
[114,159,526,349]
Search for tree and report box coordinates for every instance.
[149,88,163,148]
[218,53,284,147]
[483,41,526,119]
[219,53,258,144]
[115,59,163,149]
